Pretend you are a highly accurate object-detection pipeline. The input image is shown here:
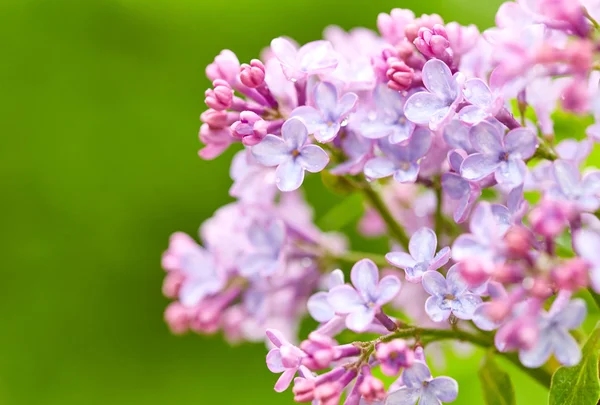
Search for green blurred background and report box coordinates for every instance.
[0,0,566,403]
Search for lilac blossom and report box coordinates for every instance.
[404,59,464,130]
[291,82,358,143]
[547,159,600,212]
[442,150,482,223]
[461,121,537,187]
[162,233,224,307]
[266,329,306,392]
[422,266,482,322]
[330,131,374,175]
[519,299,587,368]
[364,127,432,183]
[252,118,329,191]
[270,37,339,82]
[574,229,600,292]
[307,270,345,323]
[359,85,416,144]
[386,362,458,405]
[327,259,401,332]
[458,78,504,125]
[386,227,451,283]
[239,220,285,277]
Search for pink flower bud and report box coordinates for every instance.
[493,262,525,284]
[529,200,569,238]
[239,59,266,88]
[198,123,233,160]
[405,13,444,42]
[230,111,269,146]
[206,50,240,83]
[458,259,490,287]
[561,79,590,114]
[551,258,590,291]
[376,339,414,376]
[487,300,511,323]
[358,374,386,403]
[566,40,594,73]
[386,59,414,91]
[293,378,316,403]
[503,226,533,259]
[200,109,230,129]
[314,382,342,405]
[300,333,337,370]
[205,79,233,111]
[529,278,553,299]
[377,8,416,45]
[414,25,453,65]
[164,302,191,335]
[162,271,185,299]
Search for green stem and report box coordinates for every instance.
[434,182,444,238]
[331,251,388,268]
[585,7,600,30]
[359,180,410,250]
[588,287,600,310]
[534,141,557,161]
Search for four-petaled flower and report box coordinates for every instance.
[266,329,306,392]
[364,128,432,183]
[327,259,401,332]
[307,269,345,323]
[460,121,537,187]
[404,59,464,130]
[386,227,451,283]
[422,265,482,322]
[548,159,600,212]
[270,37,339,82]
[386,362,459,405]
[239,220,285,277]
[252,118,330,192]
[519,299,587,368]
[458,78,503,125]
[291,82,358,143]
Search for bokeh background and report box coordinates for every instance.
[2,0,581,404]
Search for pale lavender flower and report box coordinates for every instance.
[547,159,600,212]
[445,22,480,59]
[404,59,464,130]
[452,202,509,264]
[386,227,451,283]
[574,229,600,292]
[386,362,458,405]
[229,150,276,204]
[519,299,587,368]
[472,282,508,331]
[422,266,482,322]
[252,118,329,192]
[239,220,285,277]
[270,37,339,82]
[458,78,503,125]
[162,233,225,307]
[461,121,537,187]
[491,185,529,226]
[291,82,358,143]
[307,270,345,323]
[266,329,306,392]
[442,149,482,223]
[359,85,416,144]
[327,259,401,332]
[364,127,432,183]
[442,119,475,154]
[330,131,374,175]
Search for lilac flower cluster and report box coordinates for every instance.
[163,0,600,403]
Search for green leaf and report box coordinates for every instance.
[479,352,516,405]
[317,192,364,232]
[549,322,600,405]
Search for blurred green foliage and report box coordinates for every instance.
[3,0,594,404]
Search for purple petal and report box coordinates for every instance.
[375,275,402,305]
[469,202,498,239]
[553,160,580,195]
[291,106,325,133]
[385,387,421,405]
[360,121,396,139]
[267,348,285,373]
[443,119,473,152]
[430,247,451,270]
[418,390,441,405]
[505,128,537,159]
[473,303,500,331]
[425,296,451,322]
[364,157,396,179]
[519,335,552,368]
[553,299,587,330]
[446,265,469,296]
[275,158,305,192]
[422,59,458,103]
[469,121,503,154]
[409,227,437,262]
[553,329,582,366]
[274,368,296,392]
[428,376,459,402]
[386,251,417,269]
[582,171,600,194]
[315,123,342,143]
[307,292,335,323]
[393,163,420,183]
[297,40,339,76]
[586,122,600,141]
[266,329,288,347]
[271,37,299,76]
[461,153,500,180]
[422,271,448,296]
[239,253,277,277]
[346,306,376,332]
[351,259,379,298]
[298,145,329,172]
[389,121,416,144]
[179,278,221,307]
[336,92,359,117]
[442,173,470,199]
[452,234,485,261]
[451,293,482,320]
[404,92,448,125]
[406,127,433,161]
[458,105,488,125]
[495,159,526,187]
[282,118,308,150]
[314,82,338,115]
[463,78,492,108]
[327,285,365,313]
[402,362,432,388]
[252,135,290,166]
[328,269,345,289]
[405,263,430,283]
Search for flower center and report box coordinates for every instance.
[292,149,300,157]
[499,151,509,161]
[444,293,456,300]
